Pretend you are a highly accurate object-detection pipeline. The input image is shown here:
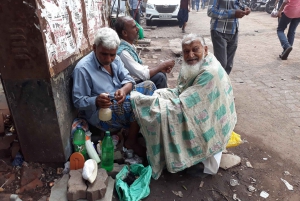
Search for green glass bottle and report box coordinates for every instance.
[101,131,114,171]
[73,125,88,160]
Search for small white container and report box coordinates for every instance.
[85,139,101,163]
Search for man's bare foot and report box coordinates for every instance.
[124,139,146,157]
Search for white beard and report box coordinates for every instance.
[180,58,204,81]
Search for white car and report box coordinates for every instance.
[145,0,181,26]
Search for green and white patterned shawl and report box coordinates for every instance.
[130,53,237,179]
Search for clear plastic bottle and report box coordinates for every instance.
[98,108,112,121]
[98,93,112,121]
[73,125,88,160]
[101,131,114,171]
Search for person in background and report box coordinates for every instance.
[276,0,300,60]
[195,0,200,11]
[192,0,196,10]
[115,16,175,89]
[207,0,251,75]
[129,0,141,24]
[72,27,156,157]
[177,0,191,33]
[201,0,207,9]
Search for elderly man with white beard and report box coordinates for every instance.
[130,33,237,179]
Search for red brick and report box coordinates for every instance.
[16,178,43,193]
[21,167,42,186]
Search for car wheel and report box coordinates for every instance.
[146,20,152,26]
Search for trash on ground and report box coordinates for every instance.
[230,179,239,186]
[249,177,256,183]
[56,167,63,174]
[220,154,241,170]
[263,158,268,160]
[199,181,204,188]
[246,161,253,168]
[260,191,269,198]
[124,155,143,164]
[62,161,70,174]
[12,152,24,167]
[233,193,242,201]
[182,185,187,190]
[226,131,243,148]
[281,178,293,191]
[248,185,256,192]
[123,171,137,186]
[284,171,291,176]
[172,190,183,198]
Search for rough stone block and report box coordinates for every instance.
[68,169,87,201]
[220,154,241,170]
[99,177,115,201]
[86,168,108,201]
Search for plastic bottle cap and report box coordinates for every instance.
[105,131,110,136]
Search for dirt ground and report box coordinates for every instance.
[1,9,300,201]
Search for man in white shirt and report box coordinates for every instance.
[115,16,175,89]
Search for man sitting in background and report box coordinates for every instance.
[72,27,156,156]
[130,34,237,179]
[115,16,175,89]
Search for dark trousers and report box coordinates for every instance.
[211,30,238,75]
[136,72,167,89]
[277,12,300,51]
[130,9,140,24]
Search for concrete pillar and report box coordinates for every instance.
[0,0,109,162]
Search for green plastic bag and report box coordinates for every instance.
[115,164,152,201]
[135,21,144,39]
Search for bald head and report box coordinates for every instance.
[115,16,135,38]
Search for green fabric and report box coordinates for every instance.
[115,164,152,201]
[117,40,143,64]
[130,53,237,179]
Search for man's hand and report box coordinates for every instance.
[235,10,246,18]
[277,11,282,18]
[114,89,126,104]
[96,93,111,108]
[245,7,251,15]
[160,59,175,73]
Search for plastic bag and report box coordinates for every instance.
[226,131,243,148]
[135,21,144,39]
[115,164,152,201]
[271,8,278,18]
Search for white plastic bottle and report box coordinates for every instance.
[85,139,101,163]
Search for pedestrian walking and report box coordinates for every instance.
[192,0,196,10]
[129,0,141,24]
[195,0,200,11]
[276,0,300,60]
[207,0,251,75]
[177,0,191,33]
[201,0,207,9]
